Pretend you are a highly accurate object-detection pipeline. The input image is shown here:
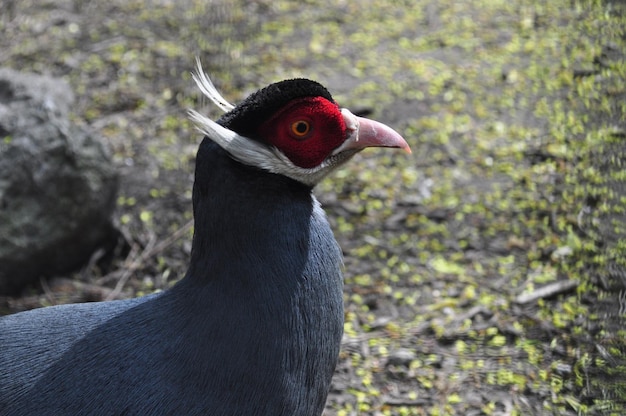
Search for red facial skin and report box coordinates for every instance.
[257,97,346,169]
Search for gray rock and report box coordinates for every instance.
[0,68,119,294]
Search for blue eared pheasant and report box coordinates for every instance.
[0,62,410,415]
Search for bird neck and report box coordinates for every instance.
[169,139,344,413]
[184,138,314,286]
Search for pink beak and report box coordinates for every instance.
[337,108,411,154]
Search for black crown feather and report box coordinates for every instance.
[217,79,334,140]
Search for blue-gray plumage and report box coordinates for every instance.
[0,71,409,416]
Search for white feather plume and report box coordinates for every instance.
[191,57,235,113]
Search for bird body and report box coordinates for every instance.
[0,63,409,415]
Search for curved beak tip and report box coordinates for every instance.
[346,111,411,154]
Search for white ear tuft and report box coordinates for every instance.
[192,57,235,113]
[187,109,238,145]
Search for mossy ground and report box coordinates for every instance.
[1,0,625,414]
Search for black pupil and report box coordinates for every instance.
[295,122,308,134]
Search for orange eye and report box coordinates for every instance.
[290,120,311,138]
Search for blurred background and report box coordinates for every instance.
[1,0,625,414]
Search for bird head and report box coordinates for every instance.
[189,60,410,187]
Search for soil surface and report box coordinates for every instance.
[1,1,625,415]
